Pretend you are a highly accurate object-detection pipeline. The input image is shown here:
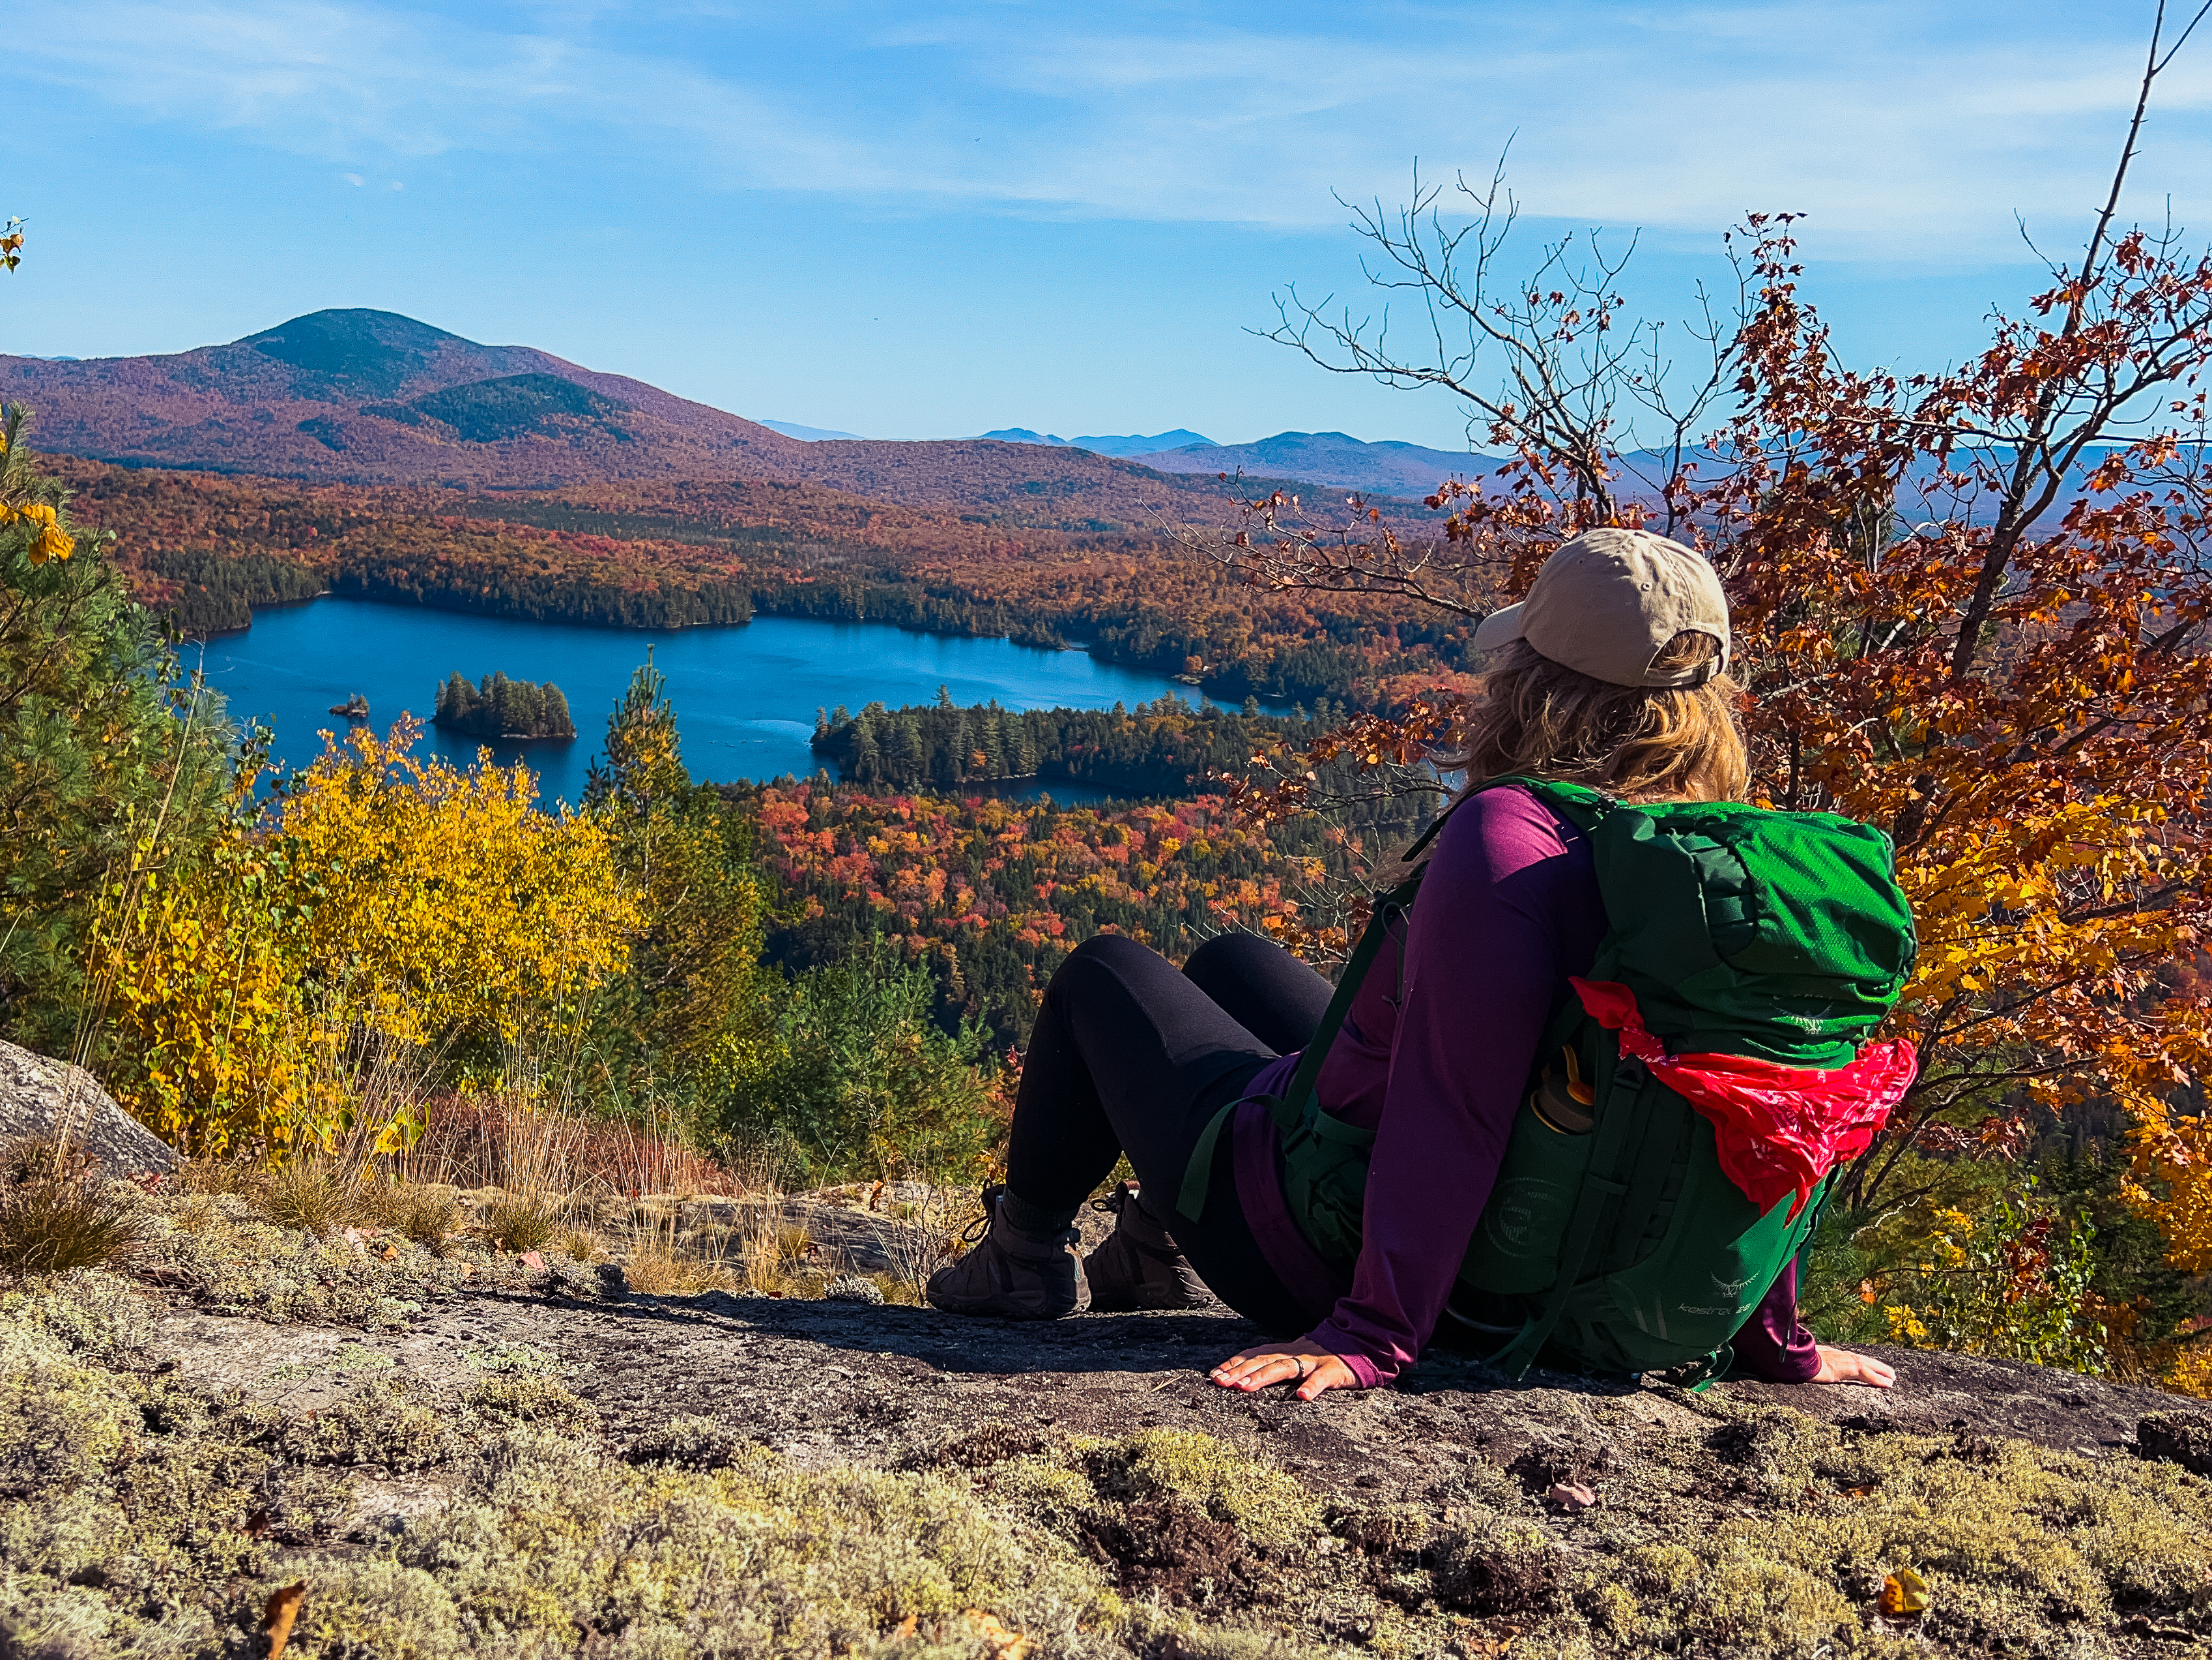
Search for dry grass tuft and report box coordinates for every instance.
[622,1239,732,1296]
[253,1157,359,1236]
[404,1090,744,1200]
[873,1182,975,1302]
[363,1181,460,1252]
[621,1198,747,1295]
[478,1190,560,1254]
[0,1173,149,1278]
[173,1154,265,1196]
[1,1133,78,1187]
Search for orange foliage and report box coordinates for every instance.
[739,780,1319,1041]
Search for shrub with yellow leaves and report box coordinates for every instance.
[96,720,640,1159]
[0,401,73,565]
[0,498,74,564]
[272,718,640,1050]
[2127,1106,2212,1279]
[93,824,332,1158]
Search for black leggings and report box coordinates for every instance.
[1005,932,1334,1334]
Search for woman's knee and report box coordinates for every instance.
[1181,930,1303,999]
[1183,929,1268,981]
[1054,932,1167,990]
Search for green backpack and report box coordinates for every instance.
[1177,777,1918,1382]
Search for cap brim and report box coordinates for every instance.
[1472,602,1527,655]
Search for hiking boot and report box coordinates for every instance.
[1082,1181,1211,1312]
[925,1185,1083,1319]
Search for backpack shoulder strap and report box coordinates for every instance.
[1174,775,1588,1224]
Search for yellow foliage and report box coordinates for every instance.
[274,720,640,1046]
[2164,1337,2212,1399]
[0,499,75,563]
[2127,1104,2212,1277]
[94,830,334,1158]
[97,721,642,1160]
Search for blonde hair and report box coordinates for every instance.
[1449,633,1748,803]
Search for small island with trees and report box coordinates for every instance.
[432,670,578,741]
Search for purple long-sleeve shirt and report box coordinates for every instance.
[1231,783,1818,1389]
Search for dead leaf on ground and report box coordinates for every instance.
[963,1609,1029,1659]
[1878,1567,1932,1620]
[519,1250,547,1269]
[1545,1481,1597,1511]
[262,1581,306,1659]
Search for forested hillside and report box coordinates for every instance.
[2,309,1434,522]
[812,693,1350,796]
[734,777,1411,1046]
[55,458,1483,709]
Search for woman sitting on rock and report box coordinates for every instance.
[928,529,1899,1399]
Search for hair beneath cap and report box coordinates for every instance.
[1446,632,1748,803]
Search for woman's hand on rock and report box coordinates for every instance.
[1209,1338,1358,1401]
[1812,1345,1895,1388]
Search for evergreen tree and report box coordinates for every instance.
[848,713,880,783]
[889,714,926,780]
[0,417,235,1049]
[585,653,766,1087]
[432,670,574,739]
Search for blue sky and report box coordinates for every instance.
[10,1,2212,448]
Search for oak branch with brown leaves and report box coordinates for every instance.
[1192,3,2212,1263]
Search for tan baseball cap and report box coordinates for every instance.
[1472,527,1729,687]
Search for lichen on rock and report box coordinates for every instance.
[6,1172,2212,1657]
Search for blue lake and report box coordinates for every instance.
[186,600,1226,805]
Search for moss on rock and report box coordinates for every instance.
[137,1193,513,1328]
[283,1426,1125,1658]
[463,1371,601,1438]
[7,1229,2212,1659]
[286,1376,455,1472]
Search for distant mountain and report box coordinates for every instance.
[0,309,800,488]
[1132,431,1498,498]
[761,419,865,442]
[0,309,1308,534]
[981,428,1216,459]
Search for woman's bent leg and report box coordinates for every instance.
[941,934,1306,1329]
[1005,934,1278,1213]
[1180,932,1333,1057]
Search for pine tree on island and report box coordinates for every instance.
[432,671,578,741]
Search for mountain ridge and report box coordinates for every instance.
[1130,429,1501,498]
[2,309,1392,532]
[978,427,1214,458]
[1,308,803,487]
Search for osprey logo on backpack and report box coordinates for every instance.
[1676,1272,1762,1318]
[1481,1177,1573,1259]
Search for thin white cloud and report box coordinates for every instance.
[16,0,2212,257]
